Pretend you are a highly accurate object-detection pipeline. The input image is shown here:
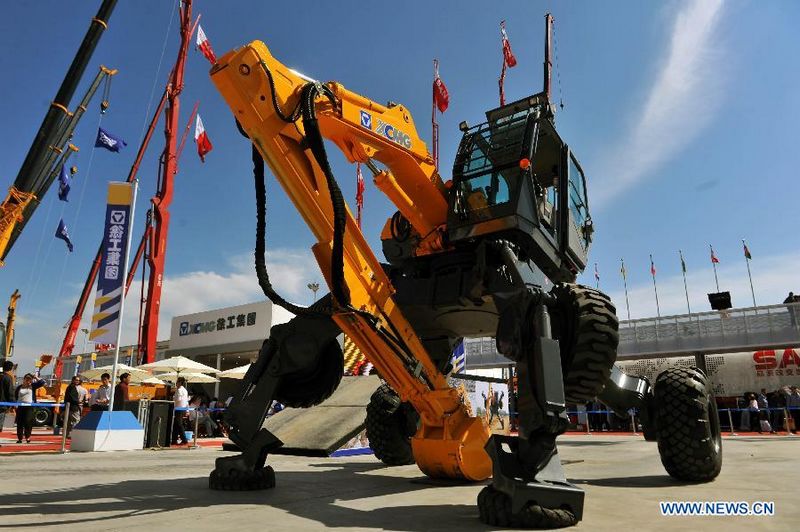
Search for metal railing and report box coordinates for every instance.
[562,406,799,436]
[461,303,800,367]
[618,302,800,358]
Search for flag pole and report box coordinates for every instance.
[680,249,691,314]
[594,262,599,290]
[743,239,756,307]
[621,258,631,321]
[650,254,661,318]
[432,59,439,172]
[710,244,720,292]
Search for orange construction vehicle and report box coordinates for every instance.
[205,14,722,529]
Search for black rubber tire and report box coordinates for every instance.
[365,384,419,466]
[32,407,53,427]
[274,339,344,409]
[654,367,722,481]
[550,283,619,403]
[477,485,577,529]
[209,466,276,491]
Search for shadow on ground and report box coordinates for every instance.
[571,475,692,489]
[0,461,493,531]
[558,440,625,447]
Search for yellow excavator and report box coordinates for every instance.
[206,15,722,529]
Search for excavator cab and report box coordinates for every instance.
[447,94,593,283]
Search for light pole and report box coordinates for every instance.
[307,282,320,304]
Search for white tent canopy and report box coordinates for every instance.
[139,355,218,375]
[218,364,250,380]
[81,364,151,383]
[158,372,219,383]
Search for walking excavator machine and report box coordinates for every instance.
[206,15,723,528]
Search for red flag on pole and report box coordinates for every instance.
[356,163,365,229]
[433,60,449,113]
[710,247,720,264]
[194,114,213,162]
[196,24,217,64]
[501,21,517,67]
[499,21,518,106]
[650,255,657,277]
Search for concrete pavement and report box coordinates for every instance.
[0,435,795,531]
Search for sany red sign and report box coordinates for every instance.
[753,349,800,377]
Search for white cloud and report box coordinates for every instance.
[114,247,325,348]
[593,0,726,207]
[606,251,800,320]
[9,248,325,371]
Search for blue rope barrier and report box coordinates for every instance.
[0,402,65,408]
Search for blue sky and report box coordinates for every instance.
[1,0,799,372]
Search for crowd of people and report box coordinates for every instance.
[742,385,800,434]
[5,355,795,443]
[0,362,250,446]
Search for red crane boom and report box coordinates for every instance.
[55,0,194,377]
[139,0,193,364]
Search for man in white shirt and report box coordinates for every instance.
[172,377,189,445]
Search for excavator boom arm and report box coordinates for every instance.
[211,41,490,481]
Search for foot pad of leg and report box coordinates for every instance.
[478,485,578,529]
[485,435,584,525]
[209,465,275,491]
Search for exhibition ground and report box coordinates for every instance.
[0,434,795,531]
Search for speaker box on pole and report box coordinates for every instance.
[708,291,732,311]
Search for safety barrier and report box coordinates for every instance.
[0,402,230,453]
[0,401,65,428]
[0,401,64,408]
[561,406,799,435]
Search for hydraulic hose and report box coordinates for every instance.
[298,82,350,308]
[252,144,324,316]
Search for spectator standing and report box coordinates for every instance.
[0,361,15,437]
[589,400,605,431]
[171,377,189,445]
[757,388,775,433]
[747,393,762,433]
[768,388,784,430]
[112,373,130,411]
[784,292,798,327]
[786,385,800,434]
[90,373,112,411]
[64,376,88,437]
[14,373,46,443]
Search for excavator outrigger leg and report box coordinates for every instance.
[209,308,341,490]
[480,288,584,527]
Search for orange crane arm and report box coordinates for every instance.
[4,289,21,360]
[211,41,490,481]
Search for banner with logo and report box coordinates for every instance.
[89,182,134,345]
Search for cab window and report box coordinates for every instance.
[568,154,589,238]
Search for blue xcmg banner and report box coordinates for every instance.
[89,182,134,346]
